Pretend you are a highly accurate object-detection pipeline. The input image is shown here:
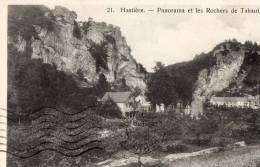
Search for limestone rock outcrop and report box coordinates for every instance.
[8,5,147,91]
[191,41,254,115]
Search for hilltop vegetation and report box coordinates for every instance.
[146,39,260,109]
[145,47,216,107]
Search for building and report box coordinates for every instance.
[160,103,191,114]
[210,96,260,109]
[101,92,134,117]
[156,104,165,112]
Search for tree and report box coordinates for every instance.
[145,68,178,108]
[172,75,193,107]
[152,61,164,72]
[96,73,110,96]
[120,112,167,167]
[120,126,164,167]
[89,43,108,73]
[130,87,142,111]
[73,20,82,39]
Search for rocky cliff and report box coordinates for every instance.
[192,40,260,114]
[8,5,147,92]
[191,41,245,114]
[154,40,260,115]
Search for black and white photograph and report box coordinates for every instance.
[1,0,260,166]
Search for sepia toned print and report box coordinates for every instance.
[2,0,260,166]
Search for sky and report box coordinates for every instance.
[41,1,260,71]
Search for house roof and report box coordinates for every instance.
[101,92,132,103]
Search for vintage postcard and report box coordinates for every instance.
[1,0,260,166]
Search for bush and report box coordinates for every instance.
[183,136,198,145]
[73,20,82,39]
[8,51,97,121]
[89,43,108,73]
[197,134,212,146]
[164,143,188,153]
[96,73,110,96]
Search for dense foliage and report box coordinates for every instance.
[146,40,260,108]
[242,41,260,88]
[146,52,216,108]
[8,5,57,40]
[202,105,260,144]
[89,43,109,73]
[8,45,97,121]
[73,20,82,39]
[134,106,260,153]
[96,73,110,96]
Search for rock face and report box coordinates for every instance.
[8,5,147,91]
[146,39,259,115]
[192,42,246,115]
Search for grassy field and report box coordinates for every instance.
[120,145,260,167]
[8,121,260,167]
[165,145,260,167]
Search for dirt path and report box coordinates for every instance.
[95,147,222,167]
